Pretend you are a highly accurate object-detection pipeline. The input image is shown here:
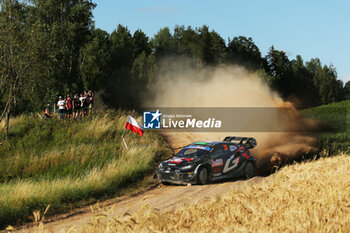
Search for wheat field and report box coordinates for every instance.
[50,154,350,233]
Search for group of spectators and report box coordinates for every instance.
[43,91,94,120]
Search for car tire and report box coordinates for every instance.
[244,162,255,179]
[162,181,171,186]
[197,167,208,185]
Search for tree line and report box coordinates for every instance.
[1,0,349,136]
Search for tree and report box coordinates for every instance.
[306,59,344,104]
[133,29,151,57]
[103,25,136,108]
[151,27,176,59]
[290,55,320,107]
[265,46,294,98]
[344,81,350,100]
[131,52,157,105]
[0,0,33,139]
[29,0,96,103]
[306,58,323,90]
[227,36,263,70]
[210,30,226,64]
[322,65,344,103]
[173,25,201,65]
[79,28,111,91]
[198,25,214,65]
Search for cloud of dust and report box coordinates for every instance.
[143,61,317,174]
[93,91,108,111]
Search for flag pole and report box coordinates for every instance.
[122,128,126,137]
[121,125,128,149]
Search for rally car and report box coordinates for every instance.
[154,136,257,185]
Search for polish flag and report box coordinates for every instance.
[125,115,144,136]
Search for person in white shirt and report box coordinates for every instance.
[57,96,66,119]
[79,93,87,117]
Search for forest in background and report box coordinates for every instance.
[1,0,350,120]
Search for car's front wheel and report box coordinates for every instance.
[197,167,208,185]
[243,161,255,179]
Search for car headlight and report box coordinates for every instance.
[181,164,193,170]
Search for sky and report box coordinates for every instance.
[93,0,350,82]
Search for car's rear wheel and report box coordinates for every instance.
[197,167,208,185]
[243,162,255,179]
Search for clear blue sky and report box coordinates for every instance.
[93,0,350,82]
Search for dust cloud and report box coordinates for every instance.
[143,61,317,174]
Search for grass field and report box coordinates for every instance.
[302,100,350,155]
[69,154,350,233]
[1,100,348,230]
[0,111,171,228]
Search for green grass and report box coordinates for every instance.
[0,110,171,228]
[0,101,347,228]
[302,100,350,155]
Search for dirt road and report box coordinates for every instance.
[17,132,263,233]
[18,178,261,232]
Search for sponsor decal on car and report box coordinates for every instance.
[223,156,239,173]
[229,145,237,152]
[241,152,250,159]
[213,167,222,173]
[223,144,228,150]
[194,142,209,145]
[185,145,211,151]
[212,158,224,167]
[236,146,250,159]
[168,157,194,164]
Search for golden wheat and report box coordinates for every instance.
[60,155,350,233]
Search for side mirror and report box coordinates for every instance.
[245,138,257,149]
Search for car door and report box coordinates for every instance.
[222,144,240,175]
[211,144,230,177]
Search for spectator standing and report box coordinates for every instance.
[57,96,66,119]
[79,93,86,117]
[66,95,73,119]
[73,94,81,119]
[84,91,90,116]
[88,91,94,114]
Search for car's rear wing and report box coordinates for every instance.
[223,136,257,149]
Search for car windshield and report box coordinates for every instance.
[176,148,210,158]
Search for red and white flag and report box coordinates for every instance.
[125,115,144,136]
